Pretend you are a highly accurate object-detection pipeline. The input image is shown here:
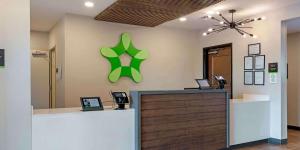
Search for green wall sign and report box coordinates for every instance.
[100,33,149,83]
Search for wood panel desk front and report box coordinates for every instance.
[131,90,229,150]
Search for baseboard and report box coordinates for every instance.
[288,125,300,130]
[230,139,268,149]
[268,138,288,145]
[230,138,287,149]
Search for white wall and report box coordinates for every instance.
[49,19,66,108]
[58,14,200,107]
[287,32,300,127]
[0,0,31,150]
[197,3,300,140]
[31,31,49,109]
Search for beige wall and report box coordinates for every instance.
[287,32,300,127]
[31,31,49,109]
[49,18,66,108]
[196,3,300,140]
[58,14,200,107]
[0,0,31,149]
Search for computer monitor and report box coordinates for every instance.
[111,92,129,110]
[195,79,211,89]
[214,76,227,89]
[80,97,104,111]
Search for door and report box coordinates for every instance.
[49,47,56,108]
[204,44,232,98]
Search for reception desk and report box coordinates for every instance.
[230,94,270,145]
[131,90,229,150]
[32,107,135,150]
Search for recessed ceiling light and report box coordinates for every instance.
[85,1,94,8]
[206,11,215,15]
[179,17,187,22]
[213,6,225,11]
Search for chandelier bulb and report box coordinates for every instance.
[220,21,224,25]
[208,28,214,32]
[203,32,208,36]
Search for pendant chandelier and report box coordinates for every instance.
[202,9,266,38]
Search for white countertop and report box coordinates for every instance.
[231,99,270,103]
[231,94,270,103]
[33,106,133,115]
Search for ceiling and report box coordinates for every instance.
[286,17,300,34]
[162,0,300,31]
[31,0,300,32]
[95,0,223,27]
[31,0,117,31]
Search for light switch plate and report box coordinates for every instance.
[0,49,4,67]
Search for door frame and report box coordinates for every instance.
[49,47,56,108]
[203,43,233,98]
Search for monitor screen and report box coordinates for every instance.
[195,79,211,89]
[80,97,103,111]
[112,92,129,104]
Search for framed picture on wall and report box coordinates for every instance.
[254,71,265,85]
[0,49,4,67]
[248,43,261,55]
[254,55,265,70]
[244,56,253,70]
[244,71,254,85]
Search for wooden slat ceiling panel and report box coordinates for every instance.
[95,0,224,27]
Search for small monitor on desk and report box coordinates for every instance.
[80,97,104,111]
[111,92,129,110]
[195,79,212,90]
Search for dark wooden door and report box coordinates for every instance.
[207,47,232,98]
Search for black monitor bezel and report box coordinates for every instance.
[111,92,129,104]
[80,97,104,111]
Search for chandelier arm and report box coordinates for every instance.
[240,19,256,25]
[236,19,250,24]
[234,28,245,36]
[213,25,229,28]
[219,14,231,24]
[213,26,228,33]
[216,28,228,33]
[213,16,230,25]
[235,18,246,23]
[211,17,230,25]
[206,26,228,35]
[211,17,221,22]
[237,26,253,29]
[236,28,253,36]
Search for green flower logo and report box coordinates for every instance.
[100,33,149,83]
